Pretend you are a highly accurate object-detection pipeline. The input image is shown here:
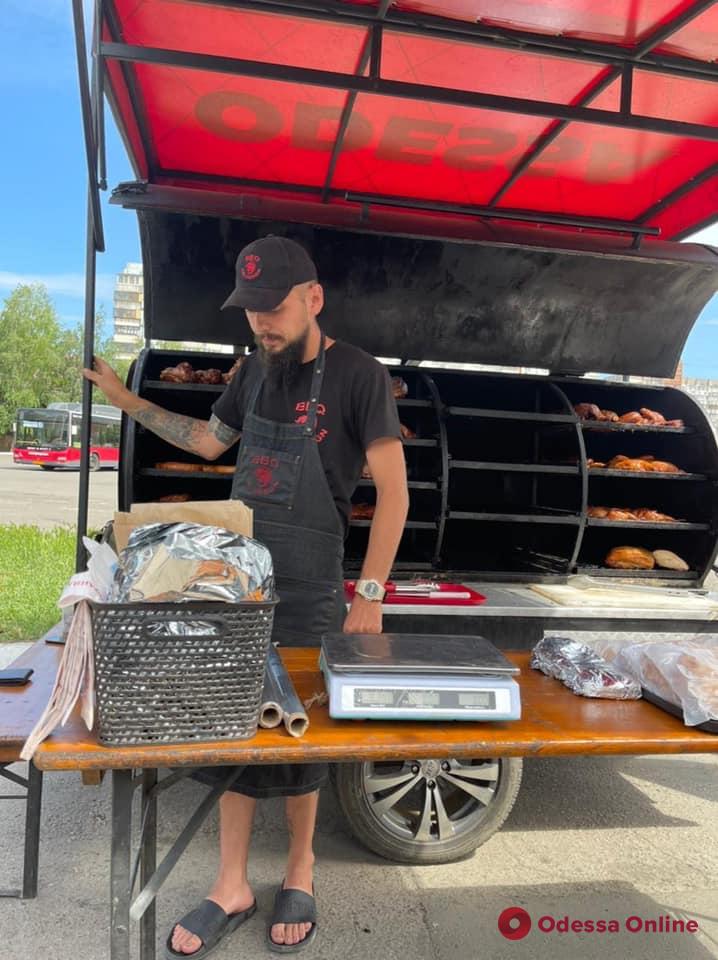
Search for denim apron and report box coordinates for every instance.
[195,335,344,797]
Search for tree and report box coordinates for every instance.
[0,284,128,437]
[53,307,133,402]
[0,285,65,434]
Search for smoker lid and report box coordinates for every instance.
[322,633,520,676]
[136,208,718,377]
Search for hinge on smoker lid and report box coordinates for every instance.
[111,180,149,199]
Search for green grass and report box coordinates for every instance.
[0,525,76,642]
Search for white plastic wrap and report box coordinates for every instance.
[531,636,642,699]
[613,639,718,726]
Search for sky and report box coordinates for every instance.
[1,1,717,375]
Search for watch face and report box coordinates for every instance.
[360,580,383,600]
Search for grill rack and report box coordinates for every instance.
[122,350,718,586]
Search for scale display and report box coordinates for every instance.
[354,688,497,710]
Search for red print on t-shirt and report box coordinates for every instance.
[295,401,328,443]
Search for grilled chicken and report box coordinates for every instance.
[160,361,194,383]
[640,407,666,425]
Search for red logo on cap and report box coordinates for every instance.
[241,254,262,281]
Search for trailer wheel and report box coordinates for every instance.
[330,757,522,864]
[89,453,101,472]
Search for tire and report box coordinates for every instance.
[331,756,523,864]
[89,453,101,472]
[40,465,56,470]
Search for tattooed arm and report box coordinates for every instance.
[83,357,240,460]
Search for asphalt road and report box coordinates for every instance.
[0,453,118,530]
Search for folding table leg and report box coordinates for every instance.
[21,763,43,899]
[0,761,43,899]
[140,769,158,960]
[111,769,135,960]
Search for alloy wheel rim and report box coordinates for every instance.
[361,758,501,843]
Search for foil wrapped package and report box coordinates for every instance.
[531,636,642,699]
[111,522,274,604]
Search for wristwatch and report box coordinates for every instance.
[355,579,386,602]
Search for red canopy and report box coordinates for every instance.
[101,0,718,241]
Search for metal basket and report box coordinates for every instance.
[90,599,277,746]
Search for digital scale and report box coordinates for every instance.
[320,633,521,721]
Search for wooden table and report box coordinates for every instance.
[31,648,717,960]
[0,633,63,898]
[35,649,718,769]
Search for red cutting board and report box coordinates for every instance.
[344,581,486,606]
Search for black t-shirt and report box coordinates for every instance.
[212,340,401,532]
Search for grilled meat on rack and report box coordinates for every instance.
[160,361,194,383]
[575,401,683,428]
[588,506,678,522]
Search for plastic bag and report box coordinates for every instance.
[614,639,718,725]
[531,636,642,699]
[111,522,274,604]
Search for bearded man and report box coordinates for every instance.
[84,235,409,957]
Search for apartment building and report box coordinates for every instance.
[112,262,144,360]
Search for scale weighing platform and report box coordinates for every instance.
[320,633,521,721]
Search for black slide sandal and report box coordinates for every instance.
[267,884,318,954]
[165,898,257,959]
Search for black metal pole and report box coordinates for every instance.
[111,770,135,960]
[75,193,98,572]
[344,191,661,236]
[140,769,158,960]
[72,0,105,251]
[21,764,43,900]
[620,64,633,115]
[94,0,108,191]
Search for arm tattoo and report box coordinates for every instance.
[128,398,211,455]
[208,414,241,447]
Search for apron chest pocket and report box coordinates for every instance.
[234,445,302,508]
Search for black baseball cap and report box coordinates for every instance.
[221,236,318,312]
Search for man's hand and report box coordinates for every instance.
[343,595,383,634]
[82,356,128,407]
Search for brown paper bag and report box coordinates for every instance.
[113,500,253,552]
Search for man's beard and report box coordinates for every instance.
[255,327,309,389]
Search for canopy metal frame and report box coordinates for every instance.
[96,0,718,238]
[72,0,107,569]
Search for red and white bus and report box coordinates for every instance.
[12,403,121,471]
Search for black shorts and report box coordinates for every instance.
[192,762,328,799]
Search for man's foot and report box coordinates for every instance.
[269,863,314,949]
[171,881,255,956]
